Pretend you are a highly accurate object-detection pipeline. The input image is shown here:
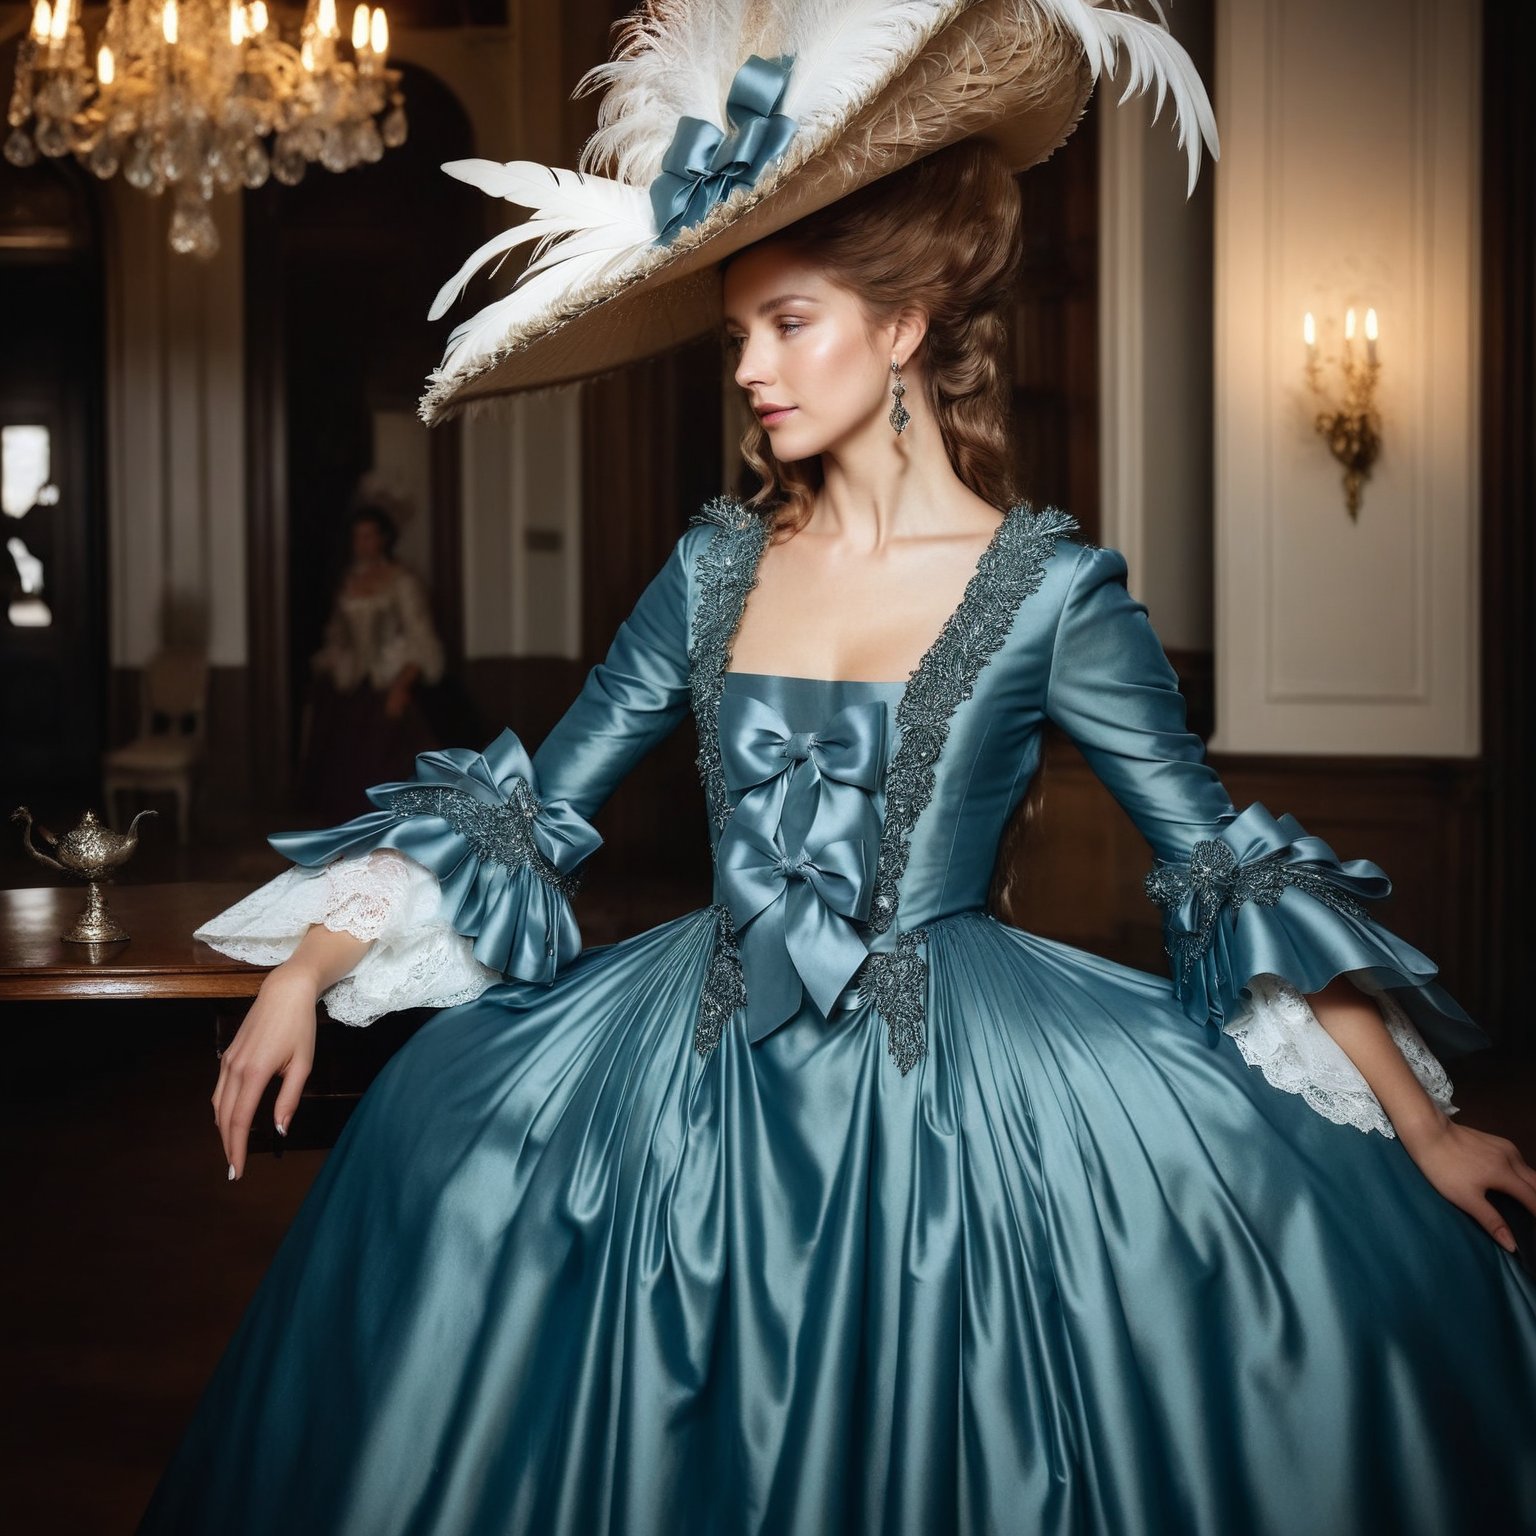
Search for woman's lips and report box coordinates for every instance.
[758,406,796,427]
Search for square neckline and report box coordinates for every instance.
[718,507,1016,690]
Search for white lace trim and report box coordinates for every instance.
[194,850,499,1026]
[1225,970,1460,1138]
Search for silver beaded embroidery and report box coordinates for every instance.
[856,928,930,1074]
[686,495,774,835]
[693,903,746,1059]
[686,497,1081,1071]
[866,503,1082,935]
[1144,837,1371,987]
[390,781,584,899]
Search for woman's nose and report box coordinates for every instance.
[733,334,772,389]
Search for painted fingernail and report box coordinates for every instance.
[276,1118,288,1137]
[227,1163,237,1181]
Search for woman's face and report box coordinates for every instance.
[351,517,387,564]
[722,242,904,462]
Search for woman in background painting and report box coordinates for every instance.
[297,482,445,822]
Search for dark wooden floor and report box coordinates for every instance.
[6,875,1535,1532]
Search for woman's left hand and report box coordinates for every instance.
[1400,1117,1536,1253]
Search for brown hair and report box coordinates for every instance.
[723,137,1043,925]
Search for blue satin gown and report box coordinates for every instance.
[138,498,1536,1536]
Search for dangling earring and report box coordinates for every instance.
[888,358,910,435]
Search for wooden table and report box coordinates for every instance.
[0,880,427,1150]
[0,881,265,1002]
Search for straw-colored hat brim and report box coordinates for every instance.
[419,1,1092,427]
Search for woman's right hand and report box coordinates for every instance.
[213,961,320,1181]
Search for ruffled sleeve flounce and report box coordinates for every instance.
[1145,802,1493,1137]
[196,728,602,1025]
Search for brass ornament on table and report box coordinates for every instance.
[1303,306,1383,520]
[11,806,156,943]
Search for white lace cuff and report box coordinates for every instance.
[194,850,499,1026]
[1225,970,1460,1138]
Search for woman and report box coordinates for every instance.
[144,5,1536,1532]
[298,499,446,822]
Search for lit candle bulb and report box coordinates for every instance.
[97,42,115,83]
[31,0,51,43]
[301,37,314,70]
[162,0,179,46]
[49,0,69,42]
[352,3,370,50]
[1303,311,1316,359]
[1365,307,1379,366]
[317,0,337,37]
[251,0,268,31]
[370,7,387,57]
[229,2,245,44]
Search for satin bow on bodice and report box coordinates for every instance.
[715,692,889,1042]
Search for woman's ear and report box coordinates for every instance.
[892,305,929,368]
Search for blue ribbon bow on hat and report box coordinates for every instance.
[715,693,887,1043]
[649,53,799,247]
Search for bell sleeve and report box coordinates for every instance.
[195,527,699,1024]
[1043,542,1492,1137]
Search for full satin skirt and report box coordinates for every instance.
[137,909,1536,1536]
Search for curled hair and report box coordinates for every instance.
[727,137,1023,537]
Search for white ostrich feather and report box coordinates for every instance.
[574,0,756,187]
[428,161,656,326]
[1037,0,1220,196]
[770,0,953,139]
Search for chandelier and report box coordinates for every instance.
[5,0,407,257]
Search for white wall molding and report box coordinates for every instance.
[1212,0,1480,756]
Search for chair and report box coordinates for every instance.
[103,647,209,844]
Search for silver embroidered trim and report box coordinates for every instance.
[1144,837,1371,988]
[694,902,745,1059]
[686,494,773,835]
[389,782,584,900]
[857,928,930,1074]
[867,503,1081,934]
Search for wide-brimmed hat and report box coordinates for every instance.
[418,0,1218,427]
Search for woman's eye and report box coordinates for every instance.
[778,320,803,337]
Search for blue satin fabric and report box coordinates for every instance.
[716,688,889,1041]
[268,729,602,986]
[648,53,799,246]
[138,528,1536,1535]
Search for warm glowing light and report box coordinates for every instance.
[301,38,314,70]
[48,0,69,43]
[371,8,387,56]
[162,0,179,46]
[1303,312,1316,348]
[97,43,115,84]
[1364,307,1378,342]
[1344,307,1357,340]
[251,0,268,31]
[31,0,51,43]
[352,3,370,49]
[230,3,246,44]
[317,0,337,36]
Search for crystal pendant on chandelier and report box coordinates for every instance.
[6,0,409,257]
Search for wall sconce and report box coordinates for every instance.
[1303,307,1382,520]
